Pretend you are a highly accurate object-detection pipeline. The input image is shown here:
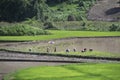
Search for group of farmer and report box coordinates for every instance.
[66,48,93,53]
[46,47,93,53]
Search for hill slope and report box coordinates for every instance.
[87,0,120,21]
[0,0,96,22]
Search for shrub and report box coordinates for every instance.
[0,24,49,36]
[53,21,120,31]
[43,22,58,30]
[109,24,120,31]
[78,1,84,7]
[67,15,76,21]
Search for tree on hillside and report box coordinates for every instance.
[0,0,49,22]
[67,0,74,4]
[0,0,35,22]
[78,0,84,7]
[34,0,49,22]
[46,0,72,4]
[67,14,76,21]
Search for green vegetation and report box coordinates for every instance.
[0,0,95,22]
[109,24,120,31]
[1,1,120,80]
[1,47,120,58]
[56,51,120,58]
[47,0,96,21]
[0,0,120,36]
[0,0,36,22]
[0,0,48,22]
[4,63,120,80]
[22,20,120,31]
[0,24,49,36]
[0,30,120,41]
[0,20,119,37]
[53,21,120,31]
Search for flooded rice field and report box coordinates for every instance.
[0,37,120,54]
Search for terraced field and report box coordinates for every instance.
[0,30,120,80]
[0,30,120,41]
[4,63,120,80]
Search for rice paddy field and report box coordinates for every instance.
[1,0,120,79]
[1,30,120,80]
[1,36,120,58]
[4,63,120,80]
[0,30,120,41]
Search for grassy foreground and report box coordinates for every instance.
[0,30,120,41]
[4,63,120,80]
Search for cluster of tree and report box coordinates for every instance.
[0,0,95,22]
[0,0,73,22]
[0,0,48,22]
[47,0,73,4]
[109,24,120,31]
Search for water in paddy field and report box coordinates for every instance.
[0,37,120,54]
[46,37,120,54]
[70,37,120,54]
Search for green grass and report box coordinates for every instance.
[53,21,120,31]
[57,51,120,58]
[0,30,120,41]
[4,63,120,80]
[5,47,120,58]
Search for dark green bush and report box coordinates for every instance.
[67,15,76,21]
[0,24,49,36]
[109,24,120,31]
[43,22,58,30]
[78,1,84,7]
[53,21,120,31]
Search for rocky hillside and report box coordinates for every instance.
[87,0,120,21]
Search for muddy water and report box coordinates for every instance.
[65,37,120,54]
[0,37,120,54]
[42,37,120,54]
